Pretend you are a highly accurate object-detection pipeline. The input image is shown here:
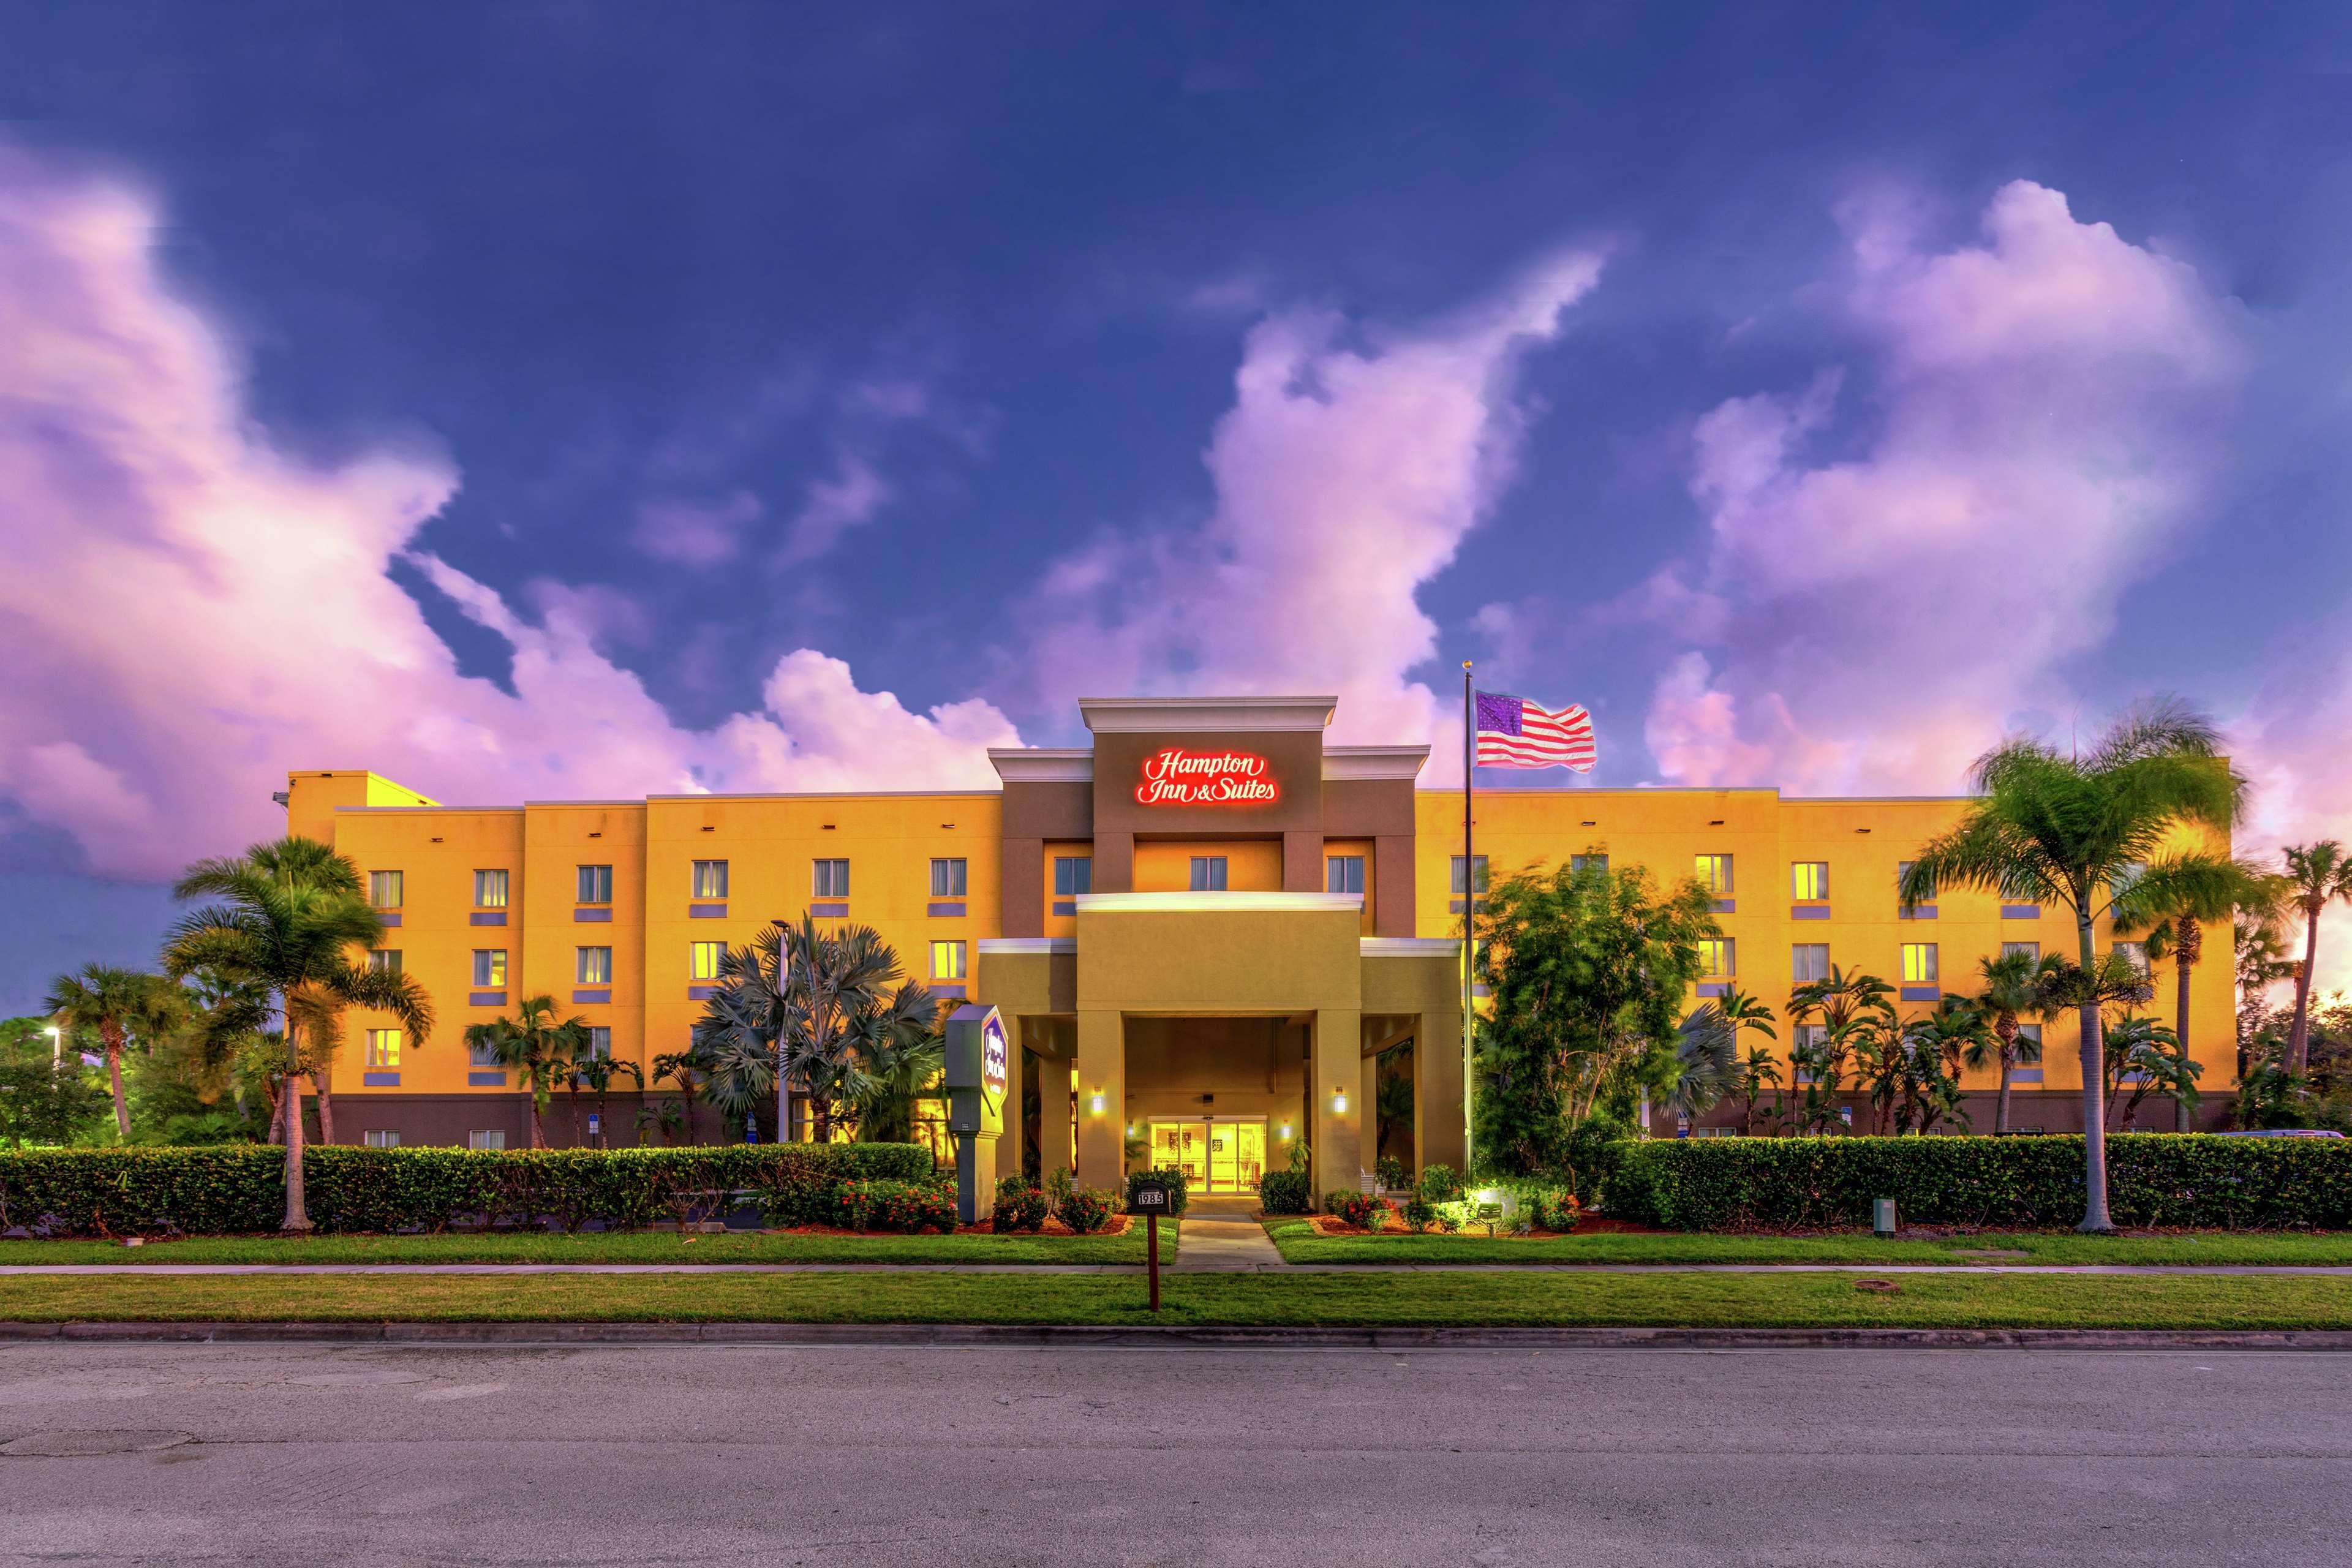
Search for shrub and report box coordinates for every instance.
[1043,1166,1075,1212]
[1058,1186,1113,1234]
[0,1144,937,1238]
[1258,1140,1312,1215]
[1323,1189,1386,1228]
[832,1178,956,1234]
[1401,1196,1435,1232]
[992,1174,1050,1233]
[1123,1166,1191,1216]
[1605,1134,2352,1232]
[1561,1114,1634,1207]
[1416,1163,1464,1202]
[1375,1155,1409,1191]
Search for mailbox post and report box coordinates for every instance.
[1129,1177,1172,1312]
[942,1005,1009,1226]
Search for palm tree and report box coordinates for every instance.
[568,1049,644,1148]
[164,836,434,1229]
[1902,699,2245,1232]
[650,1048,707,1145]
[2101,1011,2190,1130]
[42,965,185,1140]
[1969,950,2059,1136]
[2279,842,2352,1074]
[851,1025,946,1145]
[1788,966,1897,1134]
[465,997,589,1148]
[1672,987,1779,1133]
[2116,859,2281,1131]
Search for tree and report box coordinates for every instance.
[0,1017,110,1147]
[568,1049,644,1148]
[2101,1011,2194,1130]
[1471,858,1716,1173]
[2279,842,2352,1075]
[42,965,184,1140]
[1787,966,1897,1134]
[1894,998,1987,1136]
[1967,950,2058,1135]
[1698,987,1782,1134]
[165,837,434,1229]
[1902,699,2245,1232]
[649,1048,708,1145]
[850,1024,946,1145]
[2116,859,2280,1131]
[465,997,590,1148]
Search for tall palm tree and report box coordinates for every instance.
[1898,996,1991,1134]
[2116,859,2281,1130]
[851,1025,946,1145]
[2279,842,2352,1074]
[164,836,433,1229]
[1902,699,2244,1232]
[650,1047,708,1146]
[465,996,590,1148]
[42,965,186,1140]
[1788,965,1896,1134]
[1969,949,2060,1136]
[568,1049,644,1148]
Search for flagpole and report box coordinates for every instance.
[1461,661,1475,1175]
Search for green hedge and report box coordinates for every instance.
[0,1144,936,1237]
[1607,1135,2352,1232]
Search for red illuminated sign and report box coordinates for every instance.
[1134,748,1280,807]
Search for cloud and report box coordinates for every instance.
[633,488,763,565]
[2236,642,2352,997]
[0,147,1017,881]
[1641,181,2244,793]
[779,443,891,566]
[1011,252,1608,771]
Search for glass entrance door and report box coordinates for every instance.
[1149,1120,1208,1189]
[1153,1118,1267,1193]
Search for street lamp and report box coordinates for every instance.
[43,1023,60,1066]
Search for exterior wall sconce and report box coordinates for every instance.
[1331,1090,1348,1115]
[1089,1092,1106,1115]
[1278,1123,1292,1140]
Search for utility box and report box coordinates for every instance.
[943,1004,1009,1223]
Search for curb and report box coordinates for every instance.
[3,1321,2350,1351]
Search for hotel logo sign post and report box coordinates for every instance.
[1134,748,1279,807]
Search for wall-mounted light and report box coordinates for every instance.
[1278,1123,1293,1140]
[1088,1092,1106,1116]
[1125,1123,1136,1136]
[1331,1090,1349,1115]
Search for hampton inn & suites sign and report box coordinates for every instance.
[1133,747,1280,807]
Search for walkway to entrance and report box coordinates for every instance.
[1167,1195,1290,1273]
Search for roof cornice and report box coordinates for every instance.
[1323,745,1429,782]
[987,748,1093,784]
[1077,695,1336,733]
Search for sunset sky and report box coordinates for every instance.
[5,3,2351,1011]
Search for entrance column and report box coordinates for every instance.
[1074,1008,1124,1188]
[1036,1035,1073,1180]
[1311,1007,1363,1206]
[1360,1049,1381,1177]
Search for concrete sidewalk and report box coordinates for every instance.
[1165,1196,1290,1272]
[7,1260,2352,1276]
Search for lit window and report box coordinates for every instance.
[2002,940,2040,962]
[1902,943,1939,984]
[1791,862,1829,900]
[364,1130,400,1149]
[584,1026,611,1061]
[1569,854,1608,875]
[932,940,967,981]
[577,864,612,904]
[1695,855,1734,895]
[468,1130,507,1152]
[1054,856,1092,896]
[1450,855,1488,895]
[578,946,612,985]
[471,949,507,988]
[1189,856,1228,892]
[691,941,725,981]
[1325,855,1365,895]
[365,1028,401,1068]
[368,870,403,909]
[930,858,967,897]
[1700,938,1736,978]
[368,949,402,977]
[473,869,509,908]
[812,858,850,899]
[692,859,729,900]
[1792,943,1830,983]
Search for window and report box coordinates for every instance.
[692,859,729,900]
[469,1035,501,1068]
[577,864,612,904]
[1053,856,1092,896]
[584,1026,611,1061]
[2113,940,2149,976]
[471,949,507,987]
[368,949,402,977]
[812,858,850,898]
[932,940,967,981]
[2002,940,2040,962]
[1569,854,1608,875]
[690,941,725,981]
[365,1028,401,1068]
[930,858,967,897]
[578,946,612,985]
[1898,861,1936,902]
[1325,854,1365,894]
[1189,856,1228,892]
[1791,862,1829,900]
[1902,943,1939,984]
[368,870,404,909]
[1699,938,1736,978]
[2110,861,2147,897]
[473,869,509,908]
[1792,943,1830,984]
[2017,1023,2043,1049]
[1792,1022,1828,1052]
[1450,855,1489,895]
[363,1130,400,1149]
[1695,854,1734,895]
[468,1130,507,1152]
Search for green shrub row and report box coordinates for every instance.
[1606,1135,2352,1231]
[0,1144,936,1237]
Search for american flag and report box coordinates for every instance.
[1474,691,1596,772]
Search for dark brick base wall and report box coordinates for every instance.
[1673,1088,2232,1137]
[306,1092,747,1149]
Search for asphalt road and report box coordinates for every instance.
[0,1340,2344,1566]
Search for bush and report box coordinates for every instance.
[1258,1140,1312,1215]
[1123,1166,1191,1216]
[1401,1196,1434,1232]
[1058,1186,1113,1234]
[1607,1134,2352,1232]
[832,1177,956,1234]
[0,1144,937,1238]
[1323,1189,1387,1228]
[1416,1163,1464,1202]
[992,1174,1050,1233]
[1561,1114,1634,1207]
[1375,1155,1410,1191]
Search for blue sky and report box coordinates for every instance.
[4,2,2351,1012]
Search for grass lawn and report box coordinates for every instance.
[0,1224,1172,1268]
[0,1268,2343,1330]
[1262,1218,2352,1268]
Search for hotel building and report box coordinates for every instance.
[285,695,2234,1191]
